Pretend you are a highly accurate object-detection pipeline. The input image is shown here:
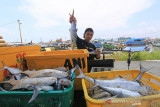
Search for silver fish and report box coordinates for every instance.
[55,67,67,72]
[1,77,57,90]
[98,85,141,98]
[55,78,73,90]
[55,79,61,90]
[0,61,22,80]
[77,66,148,95]
[59,78,73,86]
[28,85,54,103]
[21,69,68,78]
[90,90,111,99]
[69,9,77,50]
[67,65,78,80]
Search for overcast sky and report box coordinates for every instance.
[0,0,160,43]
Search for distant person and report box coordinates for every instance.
[69,15,101,72]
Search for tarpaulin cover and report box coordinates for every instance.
[124,46,146,52]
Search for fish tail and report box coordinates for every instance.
[140,63,153,74]
[140,63,146,74]
[69,9,74,17]
[0,68,4,71]
[76,65,85,78]
[0,87,6,91]
[72,9,74,16]
[2,61,5,66]
[133,63,153,82]
[0,61,6,71]
[2,61,6,68]
[69,66,78,80]
[28,85,40,103]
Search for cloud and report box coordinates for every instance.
[138,22,148,26]
[19,0,154,31]
[146,26,158,32]
[116,25,159,38]
[0,28,12,34]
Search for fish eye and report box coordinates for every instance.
[60,80,64,83]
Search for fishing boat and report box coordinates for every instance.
[124,38,149,52]
[92,41,102,48]
[125,38,147,46]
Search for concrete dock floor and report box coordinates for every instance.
[113,60,160,77]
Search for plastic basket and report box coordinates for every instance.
[82,70,160,107]
[25,49,89,90]
[0,73,75,107]
[0,46,41,82]
[25,49,89,71]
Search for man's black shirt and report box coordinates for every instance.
[76,36,96,60]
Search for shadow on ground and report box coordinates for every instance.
[73,90,86,107]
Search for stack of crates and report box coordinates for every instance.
[0,36,7,47]
[0,46,77,106]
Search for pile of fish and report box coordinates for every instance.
[76,63,159,100]
[0,61,78,103]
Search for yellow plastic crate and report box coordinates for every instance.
[25,49,89,90]
[0,46,41,82]
[82,70,160,107]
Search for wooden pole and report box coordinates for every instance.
[17,20,22,45]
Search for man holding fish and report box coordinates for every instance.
[69,10,100,60]
[69,10,101,72]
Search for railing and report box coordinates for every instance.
[88,50,132,72]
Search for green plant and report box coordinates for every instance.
[110,51,160,61]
